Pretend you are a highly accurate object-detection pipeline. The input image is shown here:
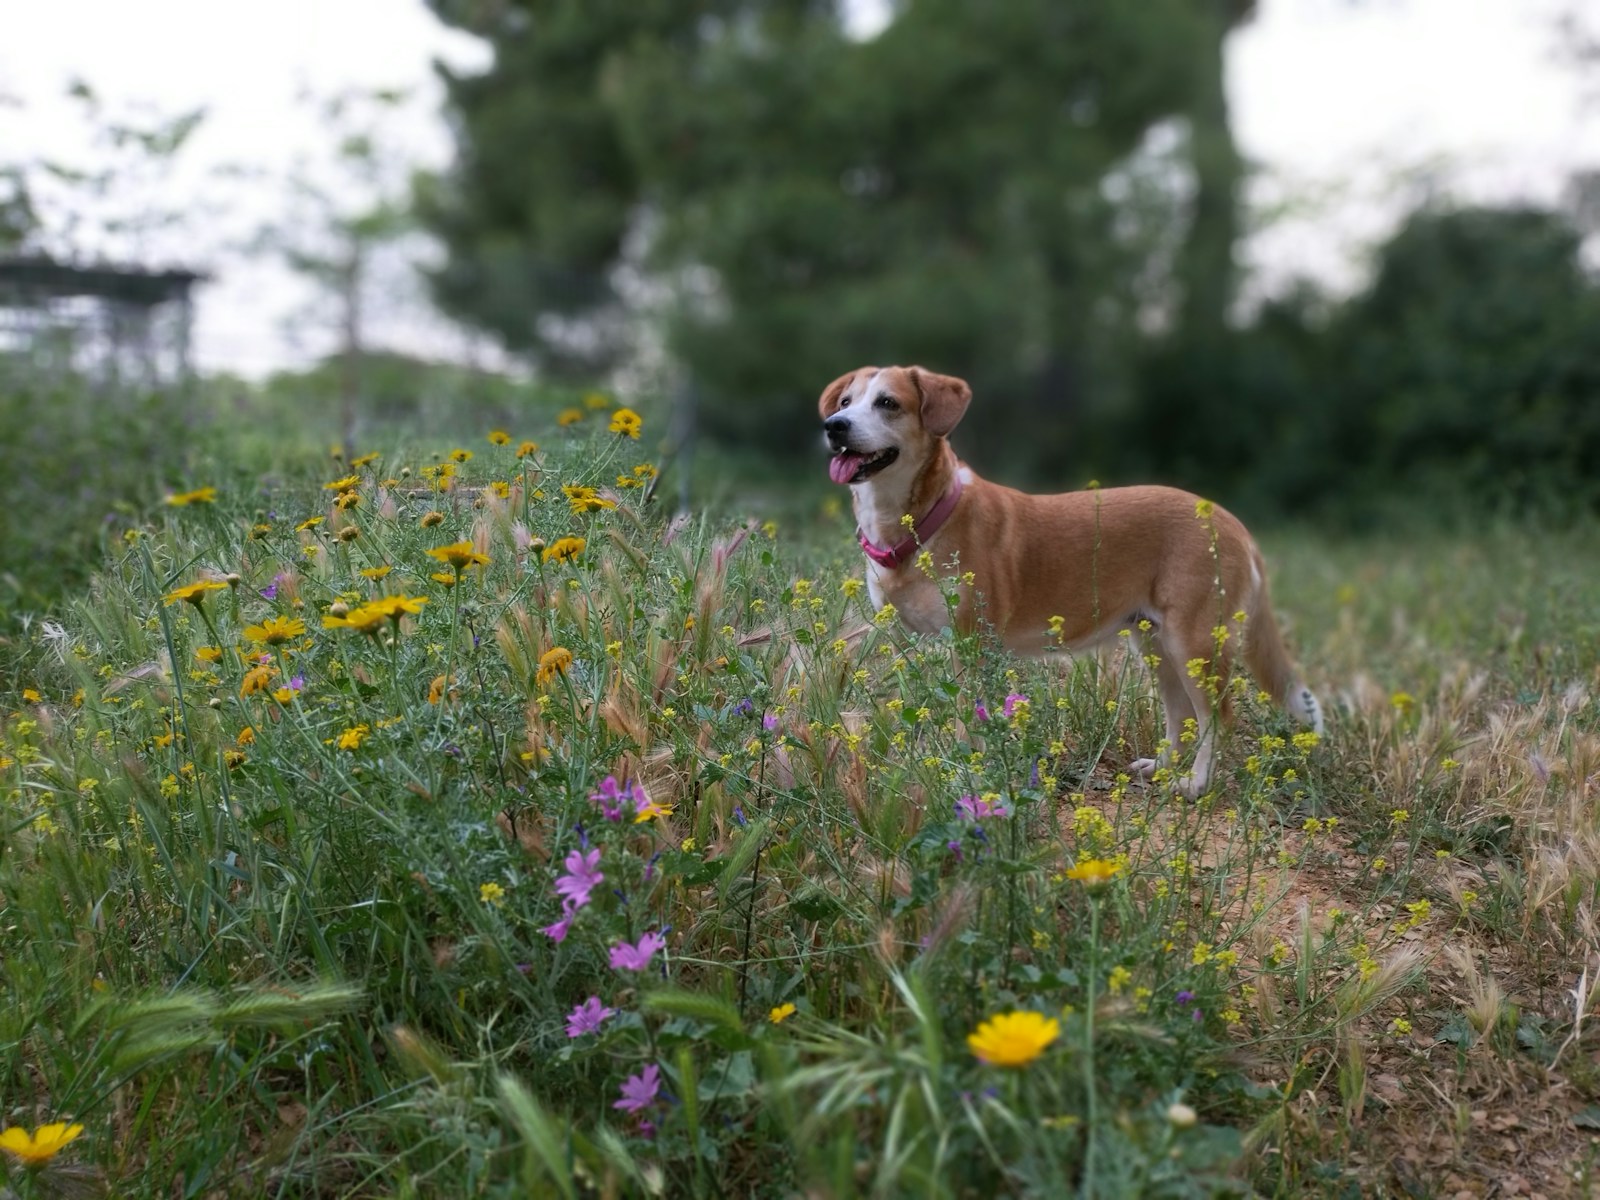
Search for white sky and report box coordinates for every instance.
[1,0,1596,375]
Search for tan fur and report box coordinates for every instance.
[820,365,1323,797]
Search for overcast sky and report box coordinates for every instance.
[1,0,1596,376]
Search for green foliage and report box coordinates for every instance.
[4,405,1597,1194]
[0,374,191,619]
[1128,204,1600,522]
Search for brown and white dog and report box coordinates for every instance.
[821,364,1323,797]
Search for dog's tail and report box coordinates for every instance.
[1242,548,1324,734]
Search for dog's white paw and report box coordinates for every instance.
[1174,771,1210,801]
[1129,757,1159,780]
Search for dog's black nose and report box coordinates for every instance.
[823,414,851,439]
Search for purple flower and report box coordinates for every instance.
[614,1063,661,1113]
[955,794,1009,821]
[1175,990,1195,1005]
[1191,1008,1203,1022]
[733,805,747,827]
[555,848,605,909]
[947,839,964,863]
[609,930,666,972]
[732,698,755,718]
[762,712,779,731]
[565,995,616,1038]
[288,674,305,692]
[973,700,990,723]
[589,776,627,822]
[540,908,575,943]
[259,582,278,600]
[1003,692,1028,719]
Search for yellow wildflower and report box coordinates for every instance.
[0,1121,84,1165]
[243,616,307,646]
[536,647,573,689]
[1064,859,1123,889]
[164,579,228,607]
[166,486,217,506]
[609,407,642,439]
[769,1003,797,1025]
[967,1011,1059,1068]
[427,541,491,571]
[542,536,586,564]
[487,430,510,446]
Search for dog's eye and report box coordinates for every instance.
[874,395,898,411]
[839,396,851,409]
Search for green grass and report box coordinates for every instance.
[3,407,1599,1196]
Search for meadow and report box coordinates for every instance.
[2,397,1598,1198]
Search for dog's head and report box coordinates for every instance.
[818,366,972,486]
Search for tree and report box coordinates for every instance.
[425,1,1216,471]
[421,0,751,378]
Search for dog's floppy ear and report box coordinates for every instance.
[911,368,972,438]
[818,370,857,419]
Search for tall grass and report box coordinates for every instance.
[2,406,1597,1196]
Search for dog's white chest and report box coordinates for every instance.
[866,563,952,635]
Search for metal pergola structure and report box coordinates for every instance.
[0,256,203,388]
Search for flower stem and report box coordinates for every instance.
[1082,896,1100,1199]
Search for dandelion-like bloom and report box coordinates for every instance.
[351,451,380,467]
[555,847,605,909]
[609,931,666,972]
[614,1063,660,1113]
[557,407,584,426]
[324,474,360,491]
[537,647,573,689]
[515,440,540,459]
[240,665,276,698]
[243,616,307,645]
[609,408,642,439]
[480,881,506,906]
[562,485,616,515]
[967,1011,1060,1068]
[359,565,392,580]
[166,486,217,506]
[449,448,474,463]
[633,789,674,824]
[633,463,657,480]
[427,674,452,705]
[163,579,228,607]
[0,1121,85,1165]
[419,511,445,529]
[297,516,324,532]
[337,724,370,751]
[565,996,615,1038]
[365,594,428,622]
[488,430,510,446]
[769,1003,797,1025]
[542,536,586,564]
[1064,858,1123,889]
[195,646,222,664]
[322,604,388,635]
[427,541,491,571]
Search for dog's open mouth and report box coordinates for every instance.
[828,447,899,485]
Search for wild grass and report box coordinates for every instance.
[2,408,1598,1197]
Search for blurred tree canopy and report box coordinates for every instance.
[423,0,1248,467]
[422,2,1600,519]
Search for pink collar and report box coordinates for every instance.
[857,474,965,569]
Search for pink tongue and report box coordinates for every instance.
[829,452,864,485]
